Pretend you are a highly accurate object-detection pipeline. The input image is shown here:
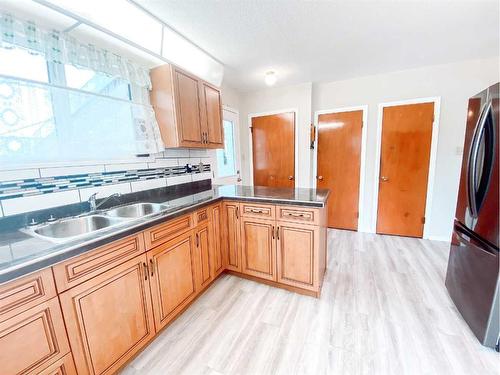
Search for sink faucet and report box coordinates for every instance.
[88,192,122,212]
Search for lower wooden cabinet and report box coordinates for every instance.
[276,221,320,291]
[147,230,198,331]
[59,255,155,375]
[37,353,77,375]
[240,217,277,281]
[223,202,242,272]
[194,222,213,290]
[211,203,225,277]
[0,296,70,375]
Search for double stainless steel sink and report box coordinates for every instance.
[27,203,169,243]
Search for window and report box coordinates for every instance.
[0,46,159,165]
[216,119,237,178]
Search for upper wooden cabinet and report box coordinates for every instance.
[150,64,224,149]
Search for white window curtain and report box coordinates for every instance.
[0,13,164,165]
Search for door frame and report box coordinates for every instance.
[213,105,242,185]
[372,97,441,239]
[313,105,368,231]
[247,108,299,187]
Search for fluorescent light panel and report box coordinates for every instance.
[44,0,163,54]
[162,27,223,87]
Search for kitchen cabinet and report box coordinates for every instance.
[37,353,77,375]
[211,203,225,276]
[240,217,277,281]
[147,230,197,331]
[194,222,213,290]
[150,63,223,149]
[0,297,70,375]
[276,221,321,292]
[59,255,155,375]
[200,81,224,146]
[223,202,242,272]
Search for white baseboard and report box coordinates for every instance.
[425,235,451,242]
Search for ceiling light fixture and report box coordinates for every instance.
[265,71,277,86]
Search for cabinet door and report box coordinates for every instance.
[223,202,241,272]
[0,297,70,375]
[37,353,77,375]
[59,255,155,375]
[211,203,225,276]
[276,222,320,292]
[147,231,197,331]
[201,82,223,147]
[173,68,203,147]
[240,217,277,281]
[194,222,213,290]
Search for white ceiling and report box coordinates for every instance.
[136,0,499,92]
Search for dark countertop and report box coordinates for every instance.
[0,184,329,283]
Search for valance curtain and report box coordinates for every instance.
[0,13,151,89]
[0,12,165,163]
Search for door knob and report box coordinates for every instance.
[288,176,294,180]
[317,176,324,181]
[381,176,389,182]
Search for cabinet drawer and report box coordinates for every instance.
[240,202,275,219]
[37,353,77,375]
[277,205,319,225]
[144,214,194,250]
[0,268,56,323]
[0,296,70,375]
[194,207,210,226]
[52,233,145,292]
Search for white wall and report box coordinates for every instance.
[238,82,313,188]
[312,57,499,240]
[221,82,241,110]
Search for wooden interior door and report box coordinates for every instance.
[174,68,203,146]
[240,217,277,281]
[251,112,295,187]
[59,255,155,375]
[377,102,434,237]
[148,231,197,331]
[317,110,363,230]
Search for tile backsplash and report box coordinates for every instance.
[0,149,213,217]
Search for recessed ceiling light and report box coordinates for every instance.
[265,71,277,86]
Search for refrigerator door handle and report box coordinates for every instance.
[468,101,492,217]
[454,222,498,256]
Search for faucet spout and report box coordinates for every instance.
[88,192,122,212]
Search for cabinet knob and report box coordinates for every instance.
[317,176,323,181]
[288,176,294,180]
[381,176,389,182]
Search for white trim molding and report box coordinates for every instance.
[247,108,299,187]
[313,105,369,232]
[372,96,441,239]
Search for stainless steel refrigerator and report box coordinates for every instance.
[445,82,499,350]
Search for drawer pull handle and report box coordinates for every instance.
[272,226,275,239]
[143,262,148,280]
[150,259,154,277]
[277,226,280,240]
[286,212,306,218]
[249,209,264,213]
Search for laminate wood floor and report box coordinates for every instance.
[122,230,499,375]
